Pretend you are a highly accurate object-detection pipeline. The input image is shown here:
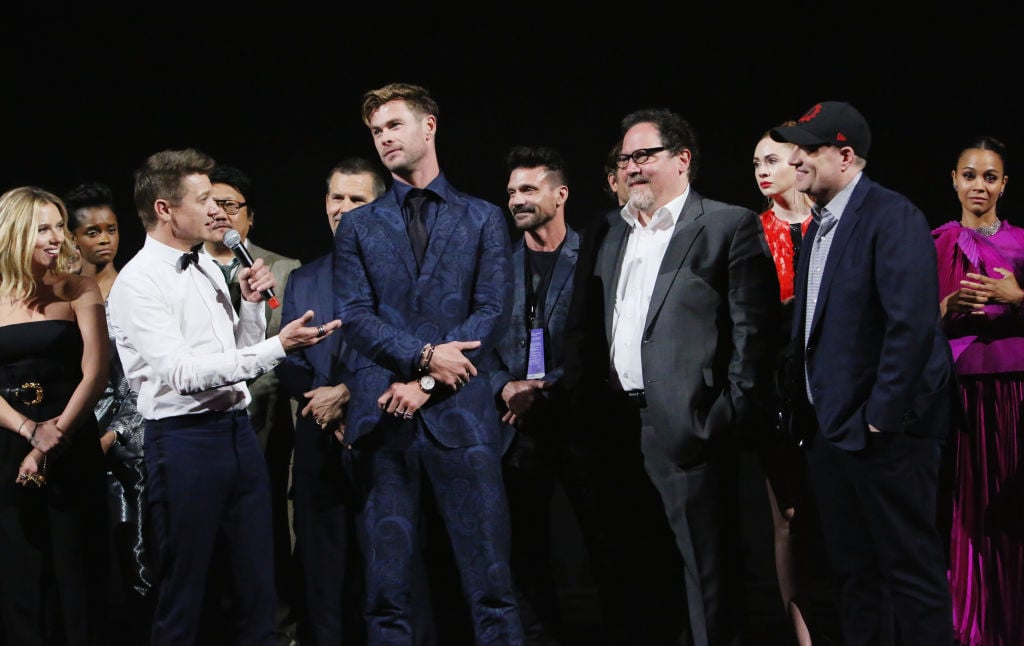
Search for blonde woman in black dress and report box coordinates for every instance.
[0,186,109,645]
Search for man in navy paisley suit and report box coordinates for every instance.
[276,157,387,645]
[334,83,524,644]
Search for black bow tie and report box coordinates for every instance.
[178,245,201,270]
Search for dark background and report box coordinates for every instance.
[3,9,1020,267]
[5,8,1016,643]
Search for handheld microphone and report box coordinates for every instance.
[222,229,280,309]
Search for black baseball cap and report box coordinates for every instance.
[771,101,872,159]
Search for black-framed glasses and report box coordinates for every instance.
[615,146,667,169]
[214,199,247,215]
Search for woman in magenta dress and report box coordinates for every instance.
[934,136,1024,646]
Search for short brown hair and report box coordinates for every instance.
[134,148,216,230]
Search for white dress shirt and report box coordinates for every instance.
[611,188,689,391]
[107,235,285,420]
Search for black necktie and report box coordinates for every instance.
[406,189,429,268]
[178,245,201,270]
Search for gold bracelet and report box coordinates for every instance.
[17,417,31,438]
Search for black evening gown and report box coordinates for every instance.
[0,320,108,646]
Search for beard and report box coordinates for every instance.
[628,184,655,213]
[512,208,554,232]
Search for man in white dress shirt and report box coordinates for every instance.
[107,148,339,646]
[570,109,779,645]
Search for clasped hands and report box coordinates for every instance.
[500,379,552,426]
[15,417,63,486]
[377,340,480,420]
[943,267,1024,315]
[303,383,350,443]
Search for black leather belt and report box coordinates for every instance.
[624,389,647,409]
[0,382,44,406]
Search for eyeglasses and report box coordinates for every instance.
[615,146,667,169]
[214,199,247,215]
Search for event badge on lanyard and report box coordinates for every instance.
[527,328,546,379]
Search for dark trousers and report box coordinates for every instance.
[292,467,363,646]
[144,410,276,646]
[0,492,109,646]
[563,399,688,646]
[805,429,953,646]
[638,409,745,646]
[350,421,524,645]
[503,460,562,644]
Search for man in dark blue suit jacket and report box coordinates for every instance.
[334,83,524,645]
[773,102,954,646]
[276,157,387,645]
[488,145,579,642]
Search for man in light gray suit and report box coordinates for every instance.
[575,108,779,645]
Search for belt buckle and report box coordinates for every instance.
[20,382,43,406]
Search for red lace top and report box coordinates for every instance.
[760,209,814,302]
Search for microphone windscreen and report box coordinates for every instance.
[223,229,242,249]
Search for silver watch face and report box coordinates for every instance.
[419,375,436,392]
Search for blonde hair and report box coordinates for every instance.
[0,186,74,300]
[360,82,439,127]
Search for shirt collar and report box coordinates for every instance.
[817,171,863,224]
[620,185,689,231]
[393,172,451,205]
[145,235,202,271]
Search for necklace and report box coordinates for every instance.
[972,219,1002,237]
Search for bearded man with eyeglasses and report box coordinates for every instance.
[563,107,780,646]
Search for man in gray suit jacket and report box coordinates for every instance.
[581,108,779,646]
[204,165,303,642]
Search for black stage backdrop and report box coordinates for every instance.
[5,7,1020,644]
[4,9,1020,268]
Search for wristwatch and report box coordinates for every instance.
[418,375,436,393]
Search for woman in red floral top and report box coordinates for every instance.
[752,123,819,646]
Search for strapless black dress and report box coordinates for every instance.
[0,320,104,504]
[0,319,109,645]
